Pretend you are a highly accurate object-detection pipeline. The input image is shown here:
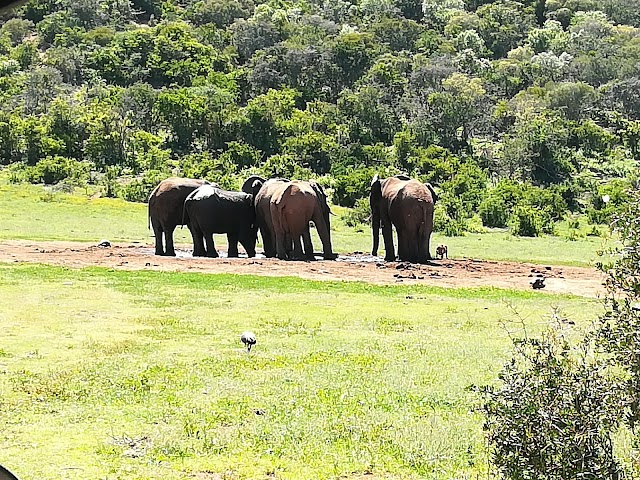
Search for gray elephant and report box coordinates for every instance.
[183,184,257,258]
[148,177,211,256]
[370,174,437,263]
[270,180,336,260]
[241,175,290,258]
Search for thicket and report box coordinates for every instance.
[481,187,640,478]
[0,0,638,236]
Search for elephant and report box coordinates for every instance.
[270,180,337,261]
[148,177,210,256]
[241,175,290,258]
[183,184,258,258]
[370,174,436,263]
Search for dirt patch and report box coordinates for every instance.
[0,240,605,298]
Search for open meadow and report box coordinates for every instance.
[0,183,610,479]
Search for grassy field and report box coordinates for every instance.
[0,183,609,266]
[0,263,599,479]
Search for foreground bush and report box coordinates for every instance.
[482,187,640,479]
[481,328,624,480]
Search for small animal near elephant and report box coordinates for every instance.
[270,180,337,260]
[183,184,257,258]
[241,175,290,258]
[436,244,448,259]
[370,174,437,263]
[148,177,210,256]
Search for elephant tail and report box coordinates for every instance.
[275,183,294,233]
[182,191,194,227]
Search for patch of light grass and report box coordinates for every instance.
[0,264,599,479]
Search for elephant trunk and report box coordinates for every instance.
[371,209,380,257]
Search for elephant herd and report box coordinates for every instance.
[147,174,438,263]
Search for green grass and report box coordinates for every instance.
[0,263,599,479]
[0,183,609,266]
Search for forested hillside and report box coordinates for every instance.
[0,0,638,235]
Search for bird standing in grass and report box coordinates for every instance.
[240,331,256,352]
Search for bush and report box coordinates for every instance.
[332,168,376,208]
[119,170,170,203]
[343,197,370,227]
[28,156,89,185]
[481,326,625,480]
[479,193,509,228]
[481,188,640,480]
[509,205,542,237]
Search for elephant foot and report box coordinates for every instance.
[323,253,338,261]
[154,250,164,256]
[205,252,219,258]
[384,255,396,262]
[227,252,239,258]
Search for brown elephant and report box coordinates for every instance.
[241,175,290,258]
[270,180,336,260]
[148,177,210,256]
[370,174,436,263]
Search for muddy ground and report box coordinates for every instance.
[0,240,606,298]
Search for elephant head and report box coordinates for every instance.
[370,174,383,257]
[241,175,266,195]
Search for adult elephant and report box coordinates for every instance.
[183,184,257,258]
[270,180,337,261]
[241,175,290,258]
[370,174,436,263]
[148,177,210,256]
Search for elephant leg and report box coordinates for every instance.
[227,233,239,257]
[164,225,177,257]
[204,234,219,258]
[259,218,275,258]
[152,219,164,256]
[188,223,205,257]
[290,235,304,260]
[381,222,396,262]
[270,205,288,260]
[302,228,315,260]
[312,210,336,260]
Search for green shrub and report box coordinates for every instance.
[343,197,370,227]
[509,205,542,237]
[119,170,170,203]
[481,326,625,480]
[28,156,90,185]
[479,193,509,228]
[332,167,376,208]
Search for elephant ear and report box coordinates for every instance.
[310,181,330,213]
[395,174,411,181]
[370,174,382,202]
[241,175,265,194]
[425,183,439,203]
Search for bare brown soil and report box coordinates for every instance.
[0,240,605,298]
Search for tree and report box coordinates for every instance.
[477,0,536,58]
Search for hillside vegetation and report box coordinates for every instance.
[0,0,638,236]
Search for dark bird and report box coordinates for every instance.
[240,331,256,352]
[530,277,546,289]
